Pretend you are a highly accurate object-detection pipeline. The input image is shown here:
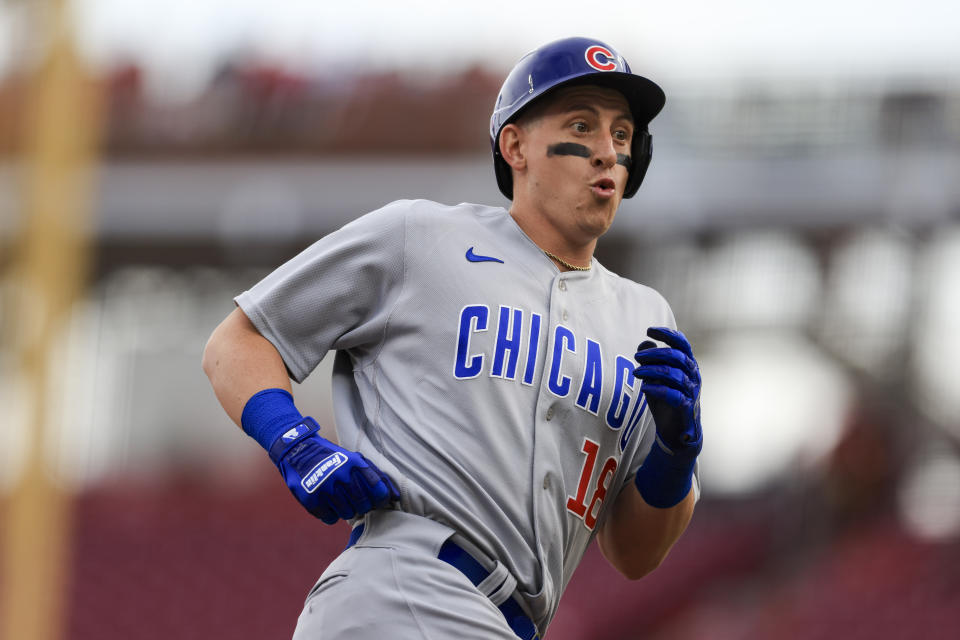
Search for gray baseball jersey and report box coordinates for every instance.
[236,199,695,631]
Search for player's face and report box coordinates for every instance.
[515,85,634,244]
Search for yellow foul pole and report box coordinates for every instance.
[1,1,103,639]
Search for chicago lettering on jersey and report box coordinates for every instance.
[453,304,646,452]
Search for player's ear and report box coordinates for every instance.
[499,123,527,171]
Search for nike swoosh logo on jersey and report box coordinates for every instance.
[465,247,504,264]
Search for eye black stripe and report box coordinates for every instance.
[546,143,590,158]
[547,143,632,171]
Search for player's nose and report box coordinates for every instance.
[591,133,618,169]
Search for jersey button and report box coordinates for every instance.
[562,310,569,321]
[542,475,551,490]
[558,281,567,291]
[545,407,554,421]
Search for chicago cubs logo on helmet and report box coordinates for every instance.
[585,45,617,72]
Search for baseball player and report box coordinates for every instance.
[203,36,702,639]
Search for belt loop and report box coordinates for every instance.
[487,573,518,608]
[477,563,517,607]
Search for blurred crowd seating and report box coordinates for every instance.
[0,62,503,157]
[1,62,958,158]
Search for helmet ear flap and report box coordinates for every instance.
[623,130,652,199]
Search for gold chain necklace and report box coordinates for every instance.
[543,249,591,271]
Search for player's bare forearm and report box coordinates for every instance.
[596,484,695,580]
[202,307,292,428]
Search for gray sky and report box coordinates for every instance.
[70,0,959,73]
[2,0,958,99]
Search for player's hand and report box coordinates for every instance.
[268,417,400,524]
[633,327,703,460]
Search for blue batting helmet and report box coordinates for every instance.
[490,37,665,200]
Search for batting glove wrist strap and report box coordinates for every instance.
[634,440,697,509]
[268,417,322,464]
[240,387,305,453]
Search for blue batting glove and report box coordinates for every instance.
[633,327,703,460]
[269,418,400,525]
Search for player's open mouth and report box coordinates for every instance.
[591,178,616,198]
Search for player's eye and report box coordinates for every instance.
[572,121,589,133]
[613,128,631,142]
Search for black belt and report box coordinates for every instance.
[346,524,539,640]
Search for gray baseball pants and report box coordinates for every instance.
[291,510,536,639]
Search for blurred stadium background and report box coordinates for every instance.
[2,1,960,638]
